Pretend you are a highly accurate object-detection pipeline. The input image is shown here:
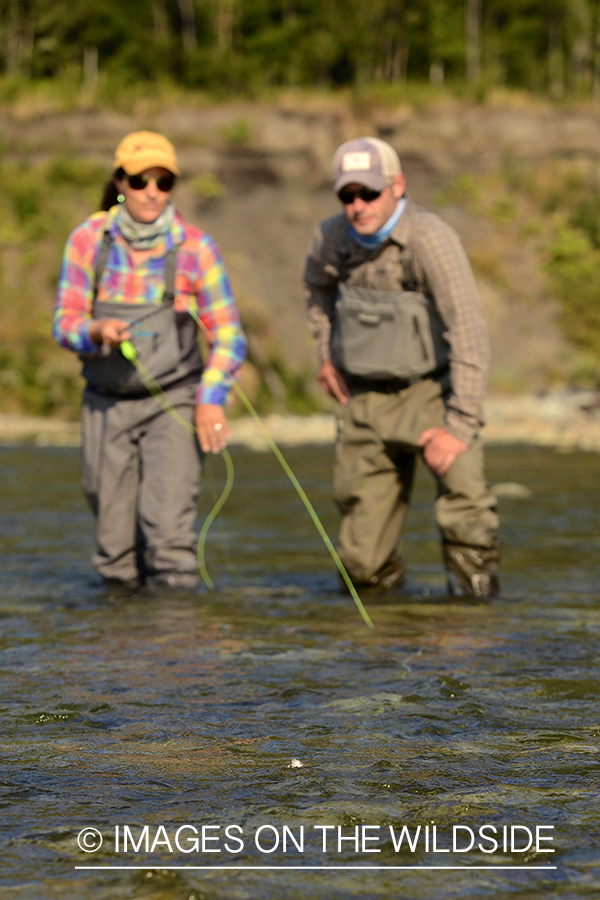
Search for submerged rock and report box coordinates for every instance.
[492,481,533,498]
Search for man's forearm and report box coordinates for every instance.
[306,300,332,364]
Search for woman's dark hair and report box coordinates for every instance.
[100,167,126,211]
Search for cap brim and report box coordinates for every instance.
[334,171,387,194]
[120,154,180,176]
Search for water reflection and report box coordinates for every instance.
[1,444,599,898]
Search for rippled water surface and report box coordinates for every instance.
[1,443,599,899]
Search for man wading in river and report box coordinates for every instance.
[304,137,500,597]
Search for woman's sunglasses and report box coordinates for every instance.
[127,173,176,192]
[338,186,382,205]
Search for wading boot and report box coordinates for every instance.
[443,542,500,599]
[102,576,141,600]
[339,556,406,595]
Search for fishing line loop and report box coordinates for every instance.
[119,332,374,630]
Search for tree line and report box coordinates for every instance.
[1,0,600,97]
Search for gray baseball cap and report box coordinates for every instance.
[332,137,402,193]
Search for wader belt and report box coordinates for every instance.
[345,366,449,396]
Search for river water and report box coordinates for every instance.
[1,442,599,899]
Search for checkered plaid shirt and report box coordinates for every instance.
[304,198,490,443]
[53,207,246,405]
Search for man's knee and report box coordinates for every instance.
[436,446,499,547]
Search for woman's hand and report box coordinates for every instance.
[195,403,231,454]
[89,318,131,349]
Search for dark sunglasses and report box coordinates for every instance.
[338,186,382,205]
[127,173,176,192]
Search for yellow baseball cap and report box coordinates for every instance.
[113,131,180,176]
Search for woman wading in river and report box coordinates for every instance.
[53,131,246,591]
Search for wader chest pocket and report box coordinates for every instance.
[82,301,181,396]
[332,282,449,380]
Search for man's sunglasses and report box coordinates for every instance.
[338,186,382,205]
[127,173,176,192]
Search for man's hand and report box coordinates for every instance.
[89,318,131,349]
[317,359,351,405]
[418,427,469,477]
[195,403,231,454]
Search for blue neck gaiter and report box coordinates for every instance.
[347,197,406,250]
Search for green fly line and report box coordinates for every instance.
[195,449,234,589]
[228,379,374,629]
[119,336,374,630]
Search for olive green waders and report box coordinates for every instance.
[81,382,201,588]
[334,377,500,596]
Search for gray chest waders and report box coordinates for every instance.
[81,230,203,396]
[330,253,450,382]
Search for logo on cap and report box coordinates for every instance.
[342,152,372,172]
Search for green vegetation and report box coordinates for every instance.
[0,157,106,417]
[438,160,600,386]
[2,1,600,100]
[518,162,600,383]
[190,173,226,202]
[545,217,600,385]
[223,118,253,148]
[258,354,321,416]
[1,1,600,416]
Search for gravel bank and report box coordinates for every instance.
[2,392,600,452]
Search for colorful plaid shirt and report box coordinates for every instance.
[53,206,246,405]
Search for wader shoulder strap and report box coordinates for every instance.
[92,230,178,309]
[337,234,420,293]
[161,247,177,304]
[93,231,113,303]
[399,245,419,292]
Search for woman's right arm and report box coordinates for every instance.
[53,225,99,354]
